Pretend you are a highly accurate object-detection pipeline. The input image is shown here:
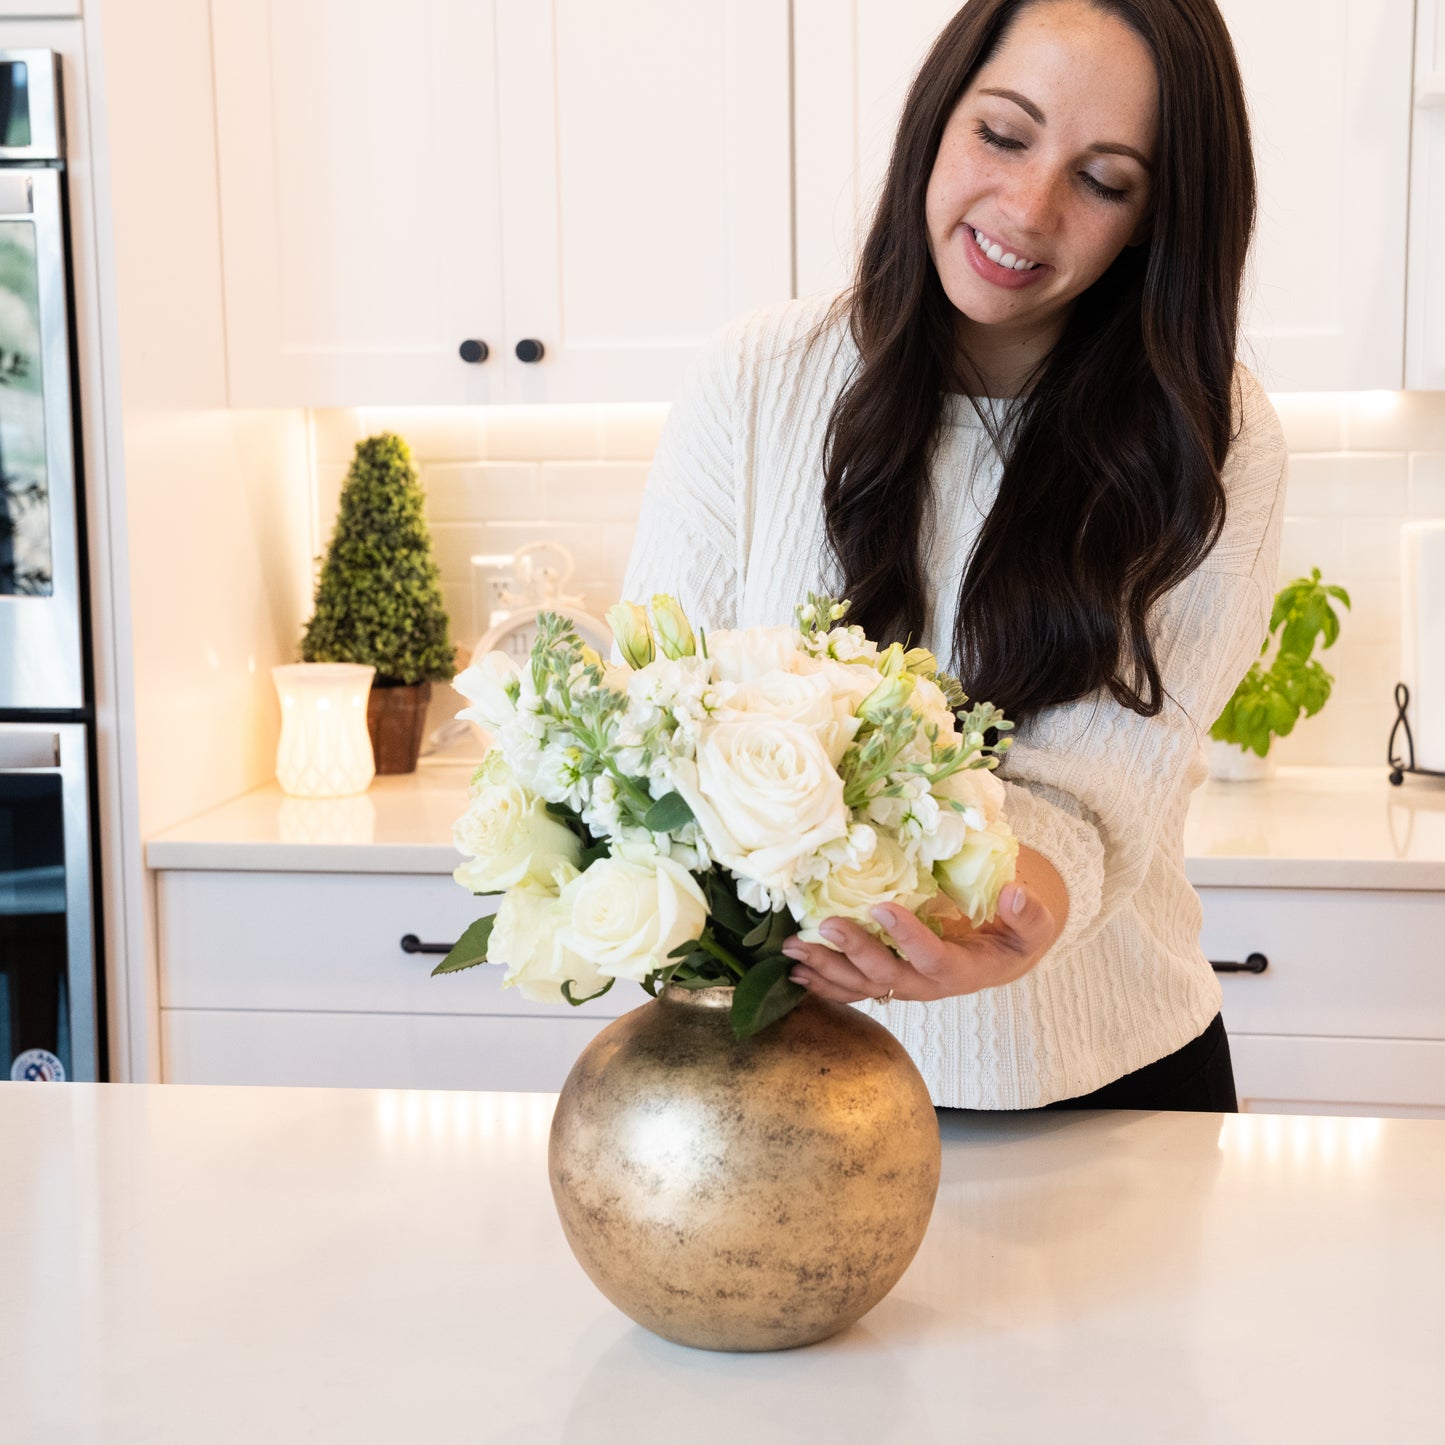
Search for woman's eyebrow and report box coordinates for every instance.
[976,86,1153,170]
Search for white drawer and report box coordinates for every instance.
[1230,1034,1445,1118]
[1200,887,1445,1040]
[161,1006,622,1091]
[156,870,633,1019]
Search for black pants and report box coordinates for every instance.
[941,1013,1239,1115]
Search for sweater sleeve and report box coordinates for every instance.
[618,317,744,634]
[999,367,1288,967]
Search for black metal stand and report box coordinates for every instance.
[1387,682,1445,785]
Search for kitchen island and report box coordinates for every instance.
[3,1084,1441,1442]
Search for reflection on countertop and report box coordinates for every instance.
[145,763,1445,888]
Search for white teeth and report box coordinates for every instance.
[972,226,1040,271]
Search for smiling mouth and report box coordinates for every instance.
[968,225,1043,271]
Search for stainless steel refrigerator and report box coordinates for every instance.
[0,49,100,1083]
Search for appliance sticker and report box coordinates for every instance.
[10,1048,65,1082]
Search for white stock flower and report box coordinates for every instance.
[559,849,709,982]
[714,669,862,766]
[933,818,1019,926]
[452,652,521,732]
[794,831,937,944]
[704,625,806,684]
[489,881,610,1005]
[451,753,583,893]
[669,716,848,890]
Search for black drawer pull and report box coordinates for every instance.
[400,934,455,956]
[1210,952,1268,975]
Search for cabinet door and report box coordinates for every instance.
[492,0,792,403]
[1408,0,1445,387]
[1230,1035,1445,1119]
[793,0,1413,391]
[211,0,505,406]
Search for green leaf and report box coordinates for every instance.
[430,914,497,976]
[730,955,807,1040]
[642,791,695,832]
[704,872,759,940]
[561,976,614,1006]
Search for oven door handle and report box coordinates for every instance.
[0,731,61,769]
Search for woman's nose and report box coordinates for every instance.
[998,161,1061,238]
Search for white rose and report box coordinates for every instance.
[452,753,583,893]
[934,766,1006,826]
[704,625,806,684]
[452,652,521,732]
[797,655,885,715]
[559,851,709,982]
[669,717,849,889]
[933,818,1019,926]
[794,831,937,944]
[490,884,610,1004]
[714,670,862,766]
[910,676,959,739]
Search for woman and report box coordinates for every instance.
[619,0,1286,1112]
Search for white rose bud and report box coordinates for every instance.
[933,819,1019,926]
[490,883,610,1004]
[452,753,583,893]
[607,601,655,669]
[795,832,937,944]
[858,671,916,723]
[649,594,696,659]
[559,852,709,982]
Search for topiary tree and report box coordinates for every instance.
[300,432,454,686]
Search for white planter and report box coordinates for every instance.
[1206,738,1278,783]
[272,663,376,798]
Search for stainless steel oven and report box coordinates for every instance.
[0,50,99,1081]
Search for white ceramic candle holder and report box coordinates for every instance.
[272,662,377,798]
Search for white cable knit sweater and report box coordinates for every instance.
[620,289,1288,1108]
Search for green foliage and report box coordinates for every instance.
[300,433,454,685]
[1210,568,1351,758]
[430,915,497,976]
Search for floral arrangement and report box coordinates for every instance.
[437,593,1018,1038]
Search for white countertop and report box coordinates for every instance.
[2,1083,1441,1443]
[145,763,1445,889]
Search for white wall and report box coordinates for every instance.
[307,392,1445,770]
[88,0,313,1077]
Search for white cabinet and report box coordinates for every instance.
[793,0,1414,392]
[1201,886,1445,1117]
[156,870,632,1089]
[211,0,792,407]
[1408,0,1445,388]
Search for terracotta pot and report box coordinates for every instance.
[548,984,941,1352]
[366,680,432,774]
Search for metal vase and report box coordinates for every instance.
[548,983,941,1352]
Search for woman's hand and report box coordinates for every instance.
[781,856,1065,1004]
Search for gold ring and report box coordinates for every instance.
[874,989,894,1004]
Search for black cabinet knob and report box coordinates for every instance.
[458,339,490,364]
[515,338,546,364]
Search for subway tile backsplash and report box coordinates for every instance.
[308,390,1445,769]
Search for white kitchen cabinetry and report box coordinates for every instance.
[1408,0,1445,388]
[1201,887,1445,1117]
[210,0,791,407]
[156,870,630,1089]
[794,0,1414,392]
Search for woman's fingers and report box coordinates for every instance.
[782,919,910,999]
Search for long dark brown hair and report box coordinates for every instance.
[815,0,1255,725]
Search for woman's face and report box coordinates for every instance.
[925,0,1159,376]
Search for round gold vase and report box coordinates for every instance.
[548,984,941,1352]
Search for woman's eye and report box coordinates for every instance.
[973,120,1024,151]
[1081,172,1129,205]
